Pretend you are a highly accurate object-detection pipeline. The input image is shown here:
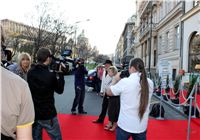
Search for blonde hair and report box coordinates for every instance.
[18,52,31,67]
[108,66,118,75]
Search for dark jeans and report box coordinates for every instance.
[98,94,109,121]
[116,127,146,140]
[32,116,62,140]
[108,96,120,122]
[71,86,85,112]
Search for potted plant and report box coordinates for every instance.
[171,75,182,104]
[186,73,198,101]
[163,75,170,101]
[154,74,161,96]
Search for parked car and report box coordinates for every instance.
[85,69,99,92]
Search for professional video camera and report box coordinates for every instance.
[50,49,74,75]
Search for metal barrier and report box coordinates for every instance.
[153,74,200,140]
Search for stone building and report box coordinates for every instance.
[182,0,200,72]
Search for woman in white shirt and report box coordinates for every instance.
[107,58,153,140]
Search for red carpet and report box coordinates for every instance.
[43,114,200,140]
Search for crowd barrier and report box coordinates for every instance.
[152,74,200,140]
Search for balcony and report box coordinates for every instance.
[139,23,158,40]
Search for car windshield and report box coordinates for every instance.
[88,69,96,75]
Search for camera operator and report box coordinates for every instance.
[27,47,65,140]
[71,58,88,115]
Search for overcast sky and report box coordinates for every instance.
[0,0,136,55]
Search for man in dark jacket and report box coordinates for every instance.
[71,58,88,115]
[27,47,65,140]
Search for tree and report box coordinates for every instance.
[24,2,73,62]
[93,54,110,64]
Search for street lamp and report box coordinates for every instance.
[73,19,90,58]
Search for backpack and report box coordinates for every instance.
[149,103,165,118]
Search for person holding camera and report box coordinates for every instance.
[27,47,65,140]
[71,58,88,115]
[106,58,153,140]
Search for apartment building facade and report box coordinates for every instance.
[137,0,186,79]
[182,0,200,72]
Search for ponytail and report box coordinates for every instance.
[129,58,149,120]
[139,68,149,120]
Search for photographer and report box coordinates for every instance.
[106,58,153,140]
[71,58,88,115]
[27,47,65,140]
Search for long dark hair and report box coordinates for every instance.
[129,58,149,120]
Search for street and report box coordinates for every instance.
[54,75,103,115]
[54,75,186,120]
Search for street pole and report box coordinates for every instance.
[148,1,153,78]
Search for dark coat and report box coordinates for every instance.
[27,64,65,120]
[74,64,88,89]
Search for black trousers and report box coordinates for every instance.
[108,96,120,122]
[71,86,85,112]
[98,94,109,121]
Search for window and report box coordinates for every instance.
[172,69,177,81]
[175,26,180,49]
[154,50,157,67]
[166,31,169,51]
[189,32,200,72]
[194,0,200,7]
[159,36,162,54]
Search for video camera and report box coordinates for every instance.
[50,49,74,75]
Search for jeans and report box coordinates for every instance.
[32,116,62,140]
[71,86,85,112]
[116,126,146,140]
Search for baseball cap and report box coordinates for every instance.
[104,60,113,65]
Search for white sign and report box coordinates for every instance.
[158,60,172,88]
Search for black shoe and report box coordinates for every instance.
[79,111,87,114]
[92,119,103,123]
[71,111,77,115]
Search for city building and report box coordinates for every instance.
[137,0,186,79]
[182,0,200,72]
[114,35,123,65]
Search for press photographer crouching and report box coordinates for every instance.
[27,47,65,140]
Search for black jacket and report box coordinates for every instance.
[74,64,88,89]
[27,64,65,120]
